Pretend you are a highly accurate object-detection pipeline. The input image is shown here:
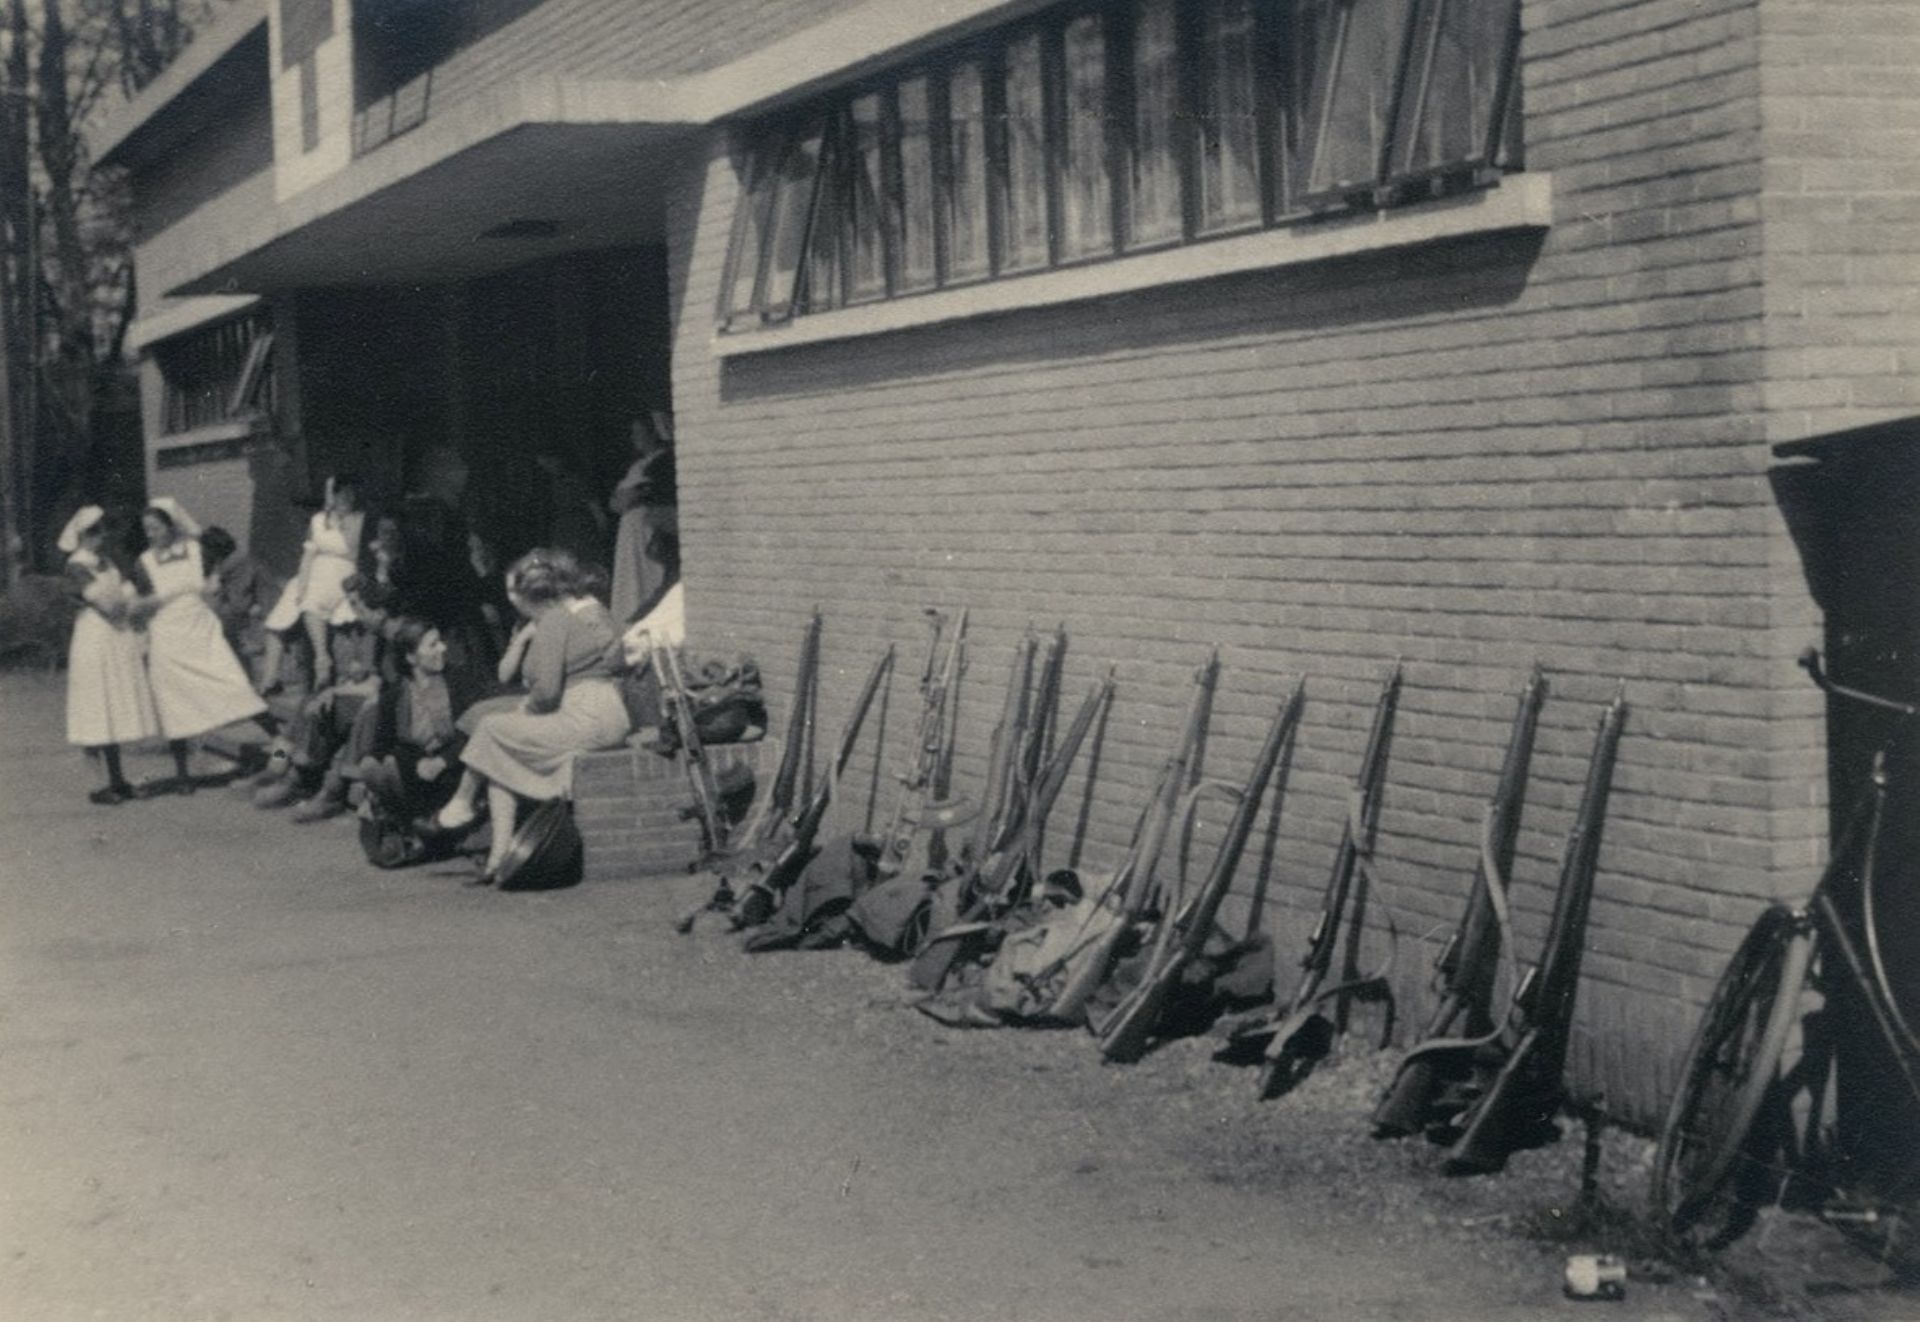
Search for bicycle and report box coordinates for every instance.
[1651,649,1920,1252]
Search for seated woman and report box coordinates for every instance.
[351,617,488,868]
[259,476,367,693]
[428,548,629,881]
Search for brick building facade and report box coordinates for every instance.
[96,0,1920,1124]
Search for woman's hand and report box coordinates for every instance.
[417,756,447,782]
[497,622,535,684]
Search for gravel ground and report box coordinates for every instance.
[5,665,1915,1321]
[662,893,1918,1322]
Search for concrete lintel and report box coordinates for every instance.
[678,0,1047,122]
[167,75,696,295]
[128,295,263,352]
[95,0,270,169]
[712,173,1555,359]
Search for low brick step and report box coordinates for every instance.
[574,738,774,882]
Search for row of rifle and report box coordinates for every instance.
[665,610,1630,1176]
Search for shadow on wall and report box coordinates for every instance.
[717,228,1547,404]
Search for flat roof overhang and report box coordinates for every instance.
[96,0,269,172]
[136,0,1064,296]
[168,78,697,295]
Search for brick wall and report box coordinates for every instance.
[1741,0,1920,998]
[664,0,1808,1125]
[575,740,776,881]
[1758,0,1920,445]
[1753,0,1920,845]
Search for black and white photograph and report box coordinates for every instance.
[1,0,1916,1317]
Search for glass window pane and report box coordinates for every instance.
[719,139,777,323]
[1270,0,1324,214]
[998,32,1050,272]
[1389,0,1520,180]
[943,60,991,283]
[1059,15,1113,261]
[1196,0,1262,234]
[1129,0,1183,248]
[896,77,939,292]
[845,94,889,302]
[760,124,826,322]
[1299,0,1419,200]
[804,120,843,313]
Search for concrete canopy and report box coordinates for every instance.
[175,119,688,295]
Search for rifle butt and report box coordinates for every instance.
[1256,1009,1335,1101]
[1370,996,1470,1136]
[1046,918,1129,1024]
[1096,967,1179,1064]
[1442,1029,1558,1176]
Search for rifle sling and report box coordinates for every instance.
[1393,811,1526,1066]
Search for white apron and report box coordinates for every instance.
[141,540,267,740]
[65,551,160,747]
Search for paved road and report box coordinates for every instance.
[0,670,1705,1321]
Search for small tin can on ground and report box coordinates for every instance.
[1564,1253,1628,1301]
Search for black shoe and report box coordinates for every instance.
[88,783,134,806]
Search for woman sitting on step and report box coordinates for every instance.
[427,549,629,882]
[351,617,489,868]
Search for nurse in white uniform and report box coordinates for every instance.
[60,506,159,803]
[132,497,272,794]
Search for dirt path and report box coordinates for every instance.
[0,671,1893,1320]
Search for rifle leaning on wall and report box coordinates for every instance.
[1372,664,1547,1137]
[965,630,1039,880]
[908,667,1115,992]
[673,611,823,931]
[1414,685,1627,1176]
[655,643,734,872]
[1015,625,1068,865]
[1045,650,1220,1024]
[722,646,896,932]
[1223,662,1401,1100]
[868,608,970,888]
[1096,677,1305,1063]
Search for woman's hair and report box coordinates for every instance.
[343,572,397,613]
[573,560,610,603]
[199,525,237,569]
[389,616,436,676]
[505,547,580,605]
[144,505,176,534]
[332,475,363,508]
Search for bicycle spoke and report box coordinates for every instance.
[1652,906,1812,1250]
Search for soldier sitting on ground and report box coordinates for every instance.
[250,573,389,820]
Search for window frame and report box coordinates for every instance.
[156,310,277,437]
[715,0,1524,334]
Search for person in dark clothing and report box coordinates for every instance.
[351,617,489,868]
[198,525,275,687]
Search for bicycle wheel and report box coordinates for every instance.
[1651,904,1813,1249]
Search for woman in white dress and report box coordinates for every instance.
[60,506,160,804]
[260,476,366,692]
[132,497,273,795]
